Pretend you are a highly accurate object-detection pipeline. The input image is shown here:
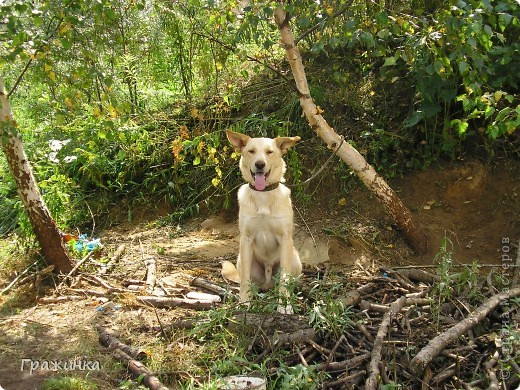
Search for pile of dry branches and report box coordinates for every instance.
[6,241,519,390]
[238,267,519,389]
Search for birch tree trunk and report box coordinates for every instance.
[274,7,429,254]
[0,76,73,273]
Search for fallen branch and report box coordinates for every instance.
[136,296,215,310]
[313,352,370,372]
[273,5,428,254]
[145,257,157,294]
[38,295,82,304]
[484,351,500,390]
[397,268,440,284]
[97,325,147,360]
[325,370,366,389]
[96,324,168,389]
[365,295,409,390]
[359,300,390,313]
[67,288,108,297]
[381,268,416,291]
[112,348,169,390]
[58,251,94,289]
[0,259,39,295]
[84,275,129,294]
[99,243,125,274]
[272,328,316,348]
[190,277,228,296]
[431,366,457,387]
[410,287,520,376]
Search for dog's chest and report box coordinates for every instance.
[238,186,293,236]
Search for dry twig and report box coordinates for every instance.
[410,287,520,376]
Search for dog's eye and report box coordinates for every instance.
[248,149,255,154]
[266,150,274,155]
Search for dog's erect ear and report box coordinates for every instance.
[226,130,251,152]
[275,136,301,155]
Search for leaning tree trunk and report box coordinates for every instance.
[0,76,73,273]
[273,7,428,254]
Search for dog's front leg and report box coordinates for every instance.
[238,235,253,304]
[278,235,295,314]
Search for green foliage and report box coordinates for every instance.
[276,0,520,160]
[1,0,519,237]
[405,0,520,145]
[0,168,19,236]
[272,363,326,389]
[308,277,354,339]
[182,272,348,389]
[430,236,483,326]
[41,376,98,390]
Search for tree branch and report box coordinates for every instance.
[410,287,520,376]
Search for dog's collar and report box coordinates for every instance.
[248,182,280,192]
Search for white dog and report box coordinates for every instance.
[222,130,302,312]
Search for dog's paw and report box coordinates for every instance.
[277,304,294,315]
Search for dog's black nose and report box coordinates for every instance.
[255,161,266,170]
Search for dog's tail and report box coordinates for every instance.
[221,260,240,284]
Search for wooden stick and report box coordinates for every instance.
[327,334,347,363]
[359,300,390,313]
[67,288,108,297]
[365,295,409,390]
[431,366,457,386]
[96,324,168,390]
[381,268,416,291]
[312,352,370,372]
[398,268,440,284]
[97,325,147,360]
[111,348,169,390]
[354,321,375,343]
[295,345,308,367]
[145,257,156,294]
[38,295,82,303]
[136,296,215,310]
[190,277,228,296]
[410,287,520,376]
[99,243,125,274]
[58,251,94,289]
[325,370,365,388]
[85,275,129,294]
[484,351,500,390]
[271,328,316,348]
[0,259,39,295]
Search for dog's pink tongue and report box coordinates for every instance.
[254,172,267,190]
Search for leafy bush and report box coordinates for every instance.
[2,0,519,237]
[299,0,520,159]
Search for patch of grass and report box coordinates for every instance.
[430,236,485,327]
[0,236,37,282]
[308,281,354,340]
[247,273,304,315]
[40,376,98,390]
[170,271,357,388]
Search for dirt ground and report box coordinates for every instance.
[0,159,519,389]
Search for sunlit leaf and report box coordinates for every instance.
[382,57,396,67]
